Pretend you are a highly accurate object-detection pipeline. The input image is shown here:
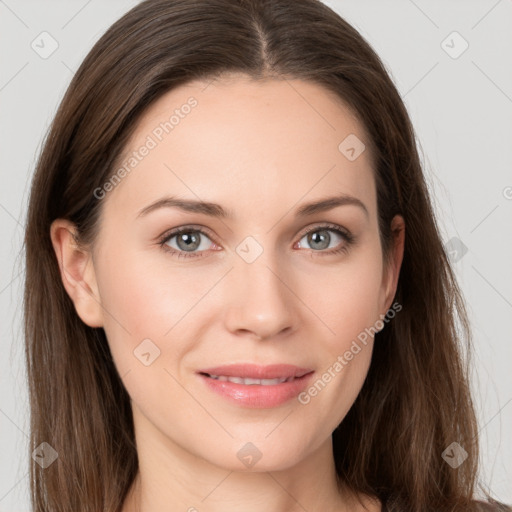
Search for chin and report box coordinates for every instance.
[199,431,319,473]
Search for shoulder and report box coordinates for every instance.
[383,495,512,511]
[471,500,512,511]
[348,489,512,512]
[357,493,383,511]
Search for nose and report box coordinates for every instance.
[223,251,298,341]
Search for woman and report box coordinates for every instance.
[23,0,510,510]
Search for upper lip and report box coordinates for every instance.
[197,364,313,379]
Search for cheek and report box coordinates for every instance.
[93,244,218,369]
[303,250,384,352]
[296,257,382,431]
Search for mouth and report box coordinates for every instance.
[202,374,300,385]
[196,364,314,408]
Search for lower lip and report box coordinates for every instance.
[198,372,314,408]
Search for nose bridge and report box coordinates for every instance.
[224,236,297,339]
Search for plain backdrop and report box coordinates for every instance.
[1,1,511,510]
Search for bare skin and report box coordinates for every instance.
[51,73,404,512]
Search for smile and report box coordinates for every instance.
[196,364,314,408]
[204,375,297,385]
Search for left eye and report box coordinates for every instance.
[296,227,346,251]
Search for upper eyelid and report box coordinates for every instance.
[301,223,348,235]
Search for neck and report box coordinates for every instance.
[121,406,376,512]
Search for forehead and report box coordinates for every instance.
[103,74,376,223]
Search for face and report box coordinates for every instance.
[55,74,403,473]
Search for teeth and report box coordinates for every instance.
[208,375,294,385]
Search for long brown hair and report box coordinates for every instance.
[23,0,509,510]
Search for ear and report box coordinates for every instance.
[50,219,104,328]
[379,214,405,315]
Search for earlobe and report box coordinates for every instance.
[50,219,104,328]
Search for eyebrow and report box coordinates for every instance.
[136,194,369,219]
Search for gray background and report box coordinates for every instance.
[1,0,511,509]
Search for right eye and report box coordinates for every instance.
[158,226,219,259]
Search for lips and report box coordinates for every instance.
[196,364,314,408]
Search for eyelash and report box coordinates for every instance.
[157,223,355,260]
